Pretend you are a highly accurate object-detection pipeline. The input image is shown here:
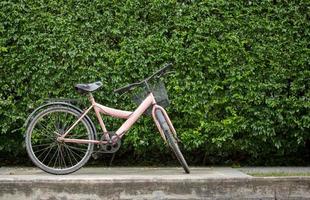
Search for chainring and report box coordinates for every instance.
[99,132,121,154]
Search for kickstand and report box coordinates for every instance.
[109,153,116,166]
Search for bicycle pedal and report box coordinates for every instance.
[92,152,100,160]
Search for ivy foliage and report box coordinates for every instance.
[0,0,309,165]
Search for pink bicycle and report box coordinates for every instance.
[25,63,190,174]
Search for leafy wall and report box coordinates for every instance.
[0,0,309,165]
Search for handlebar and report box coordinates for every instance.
[145,62,172,81]
[114,63,173,95]
[113,82,140,94]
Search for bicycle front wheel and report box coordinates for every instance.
[25,106,94,175]
[155,109,190,174]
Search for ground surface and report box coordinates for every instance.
[0,167,251,180]
[0,167,309,199]
[1,166,310,178]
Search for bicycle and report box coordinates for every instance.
[25,63,190,175]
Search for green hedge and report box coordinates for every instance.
[0,0,309,165]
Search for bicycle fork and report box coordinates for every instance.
[152,105,177,143]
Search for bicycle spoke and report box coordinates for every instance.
[68,132,87,139]
[41,144,55,164]
[54,145,61,169]
[36,122,55,139]
[32,143,53,148]
[35,143,56,158]
[58,146,63,169]
[62,114,77,134]
[64,144,79,165]
[62,112,71,132]
[65,145,84,159]
[54,112,61,131]
[53,112,65,134]
[68,146,84,158]
[59,145,67,169]
[65,144,88,153]
[47,146,59,167]
[64,144,74,166]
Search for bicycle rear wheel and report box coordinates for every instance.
[155,109,190,174]
[25,106,94,175]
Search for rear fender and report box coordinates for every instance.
[24,101,97,140]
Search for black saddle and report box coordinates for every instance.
[75,81,103,93]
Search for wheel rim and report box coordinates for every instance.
[29,109,92,171]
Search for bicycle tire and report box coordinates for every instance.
[155,109,190,174]
[25,105,94,175]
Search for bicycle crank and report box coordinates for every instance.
[99,132,121,154]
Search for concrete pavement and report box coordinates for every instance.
[239,166,310,174]
[0,167,309,199]
[0,167,251,180]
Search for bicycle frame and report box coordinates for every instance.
[59,93,176,145]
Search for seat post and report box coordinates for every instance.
[88,93,95,105]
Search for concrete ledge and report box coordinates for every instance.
[0,167,309,200]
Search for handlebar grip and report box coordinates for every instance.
[148,62,173,80]
[162,62,173,71]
